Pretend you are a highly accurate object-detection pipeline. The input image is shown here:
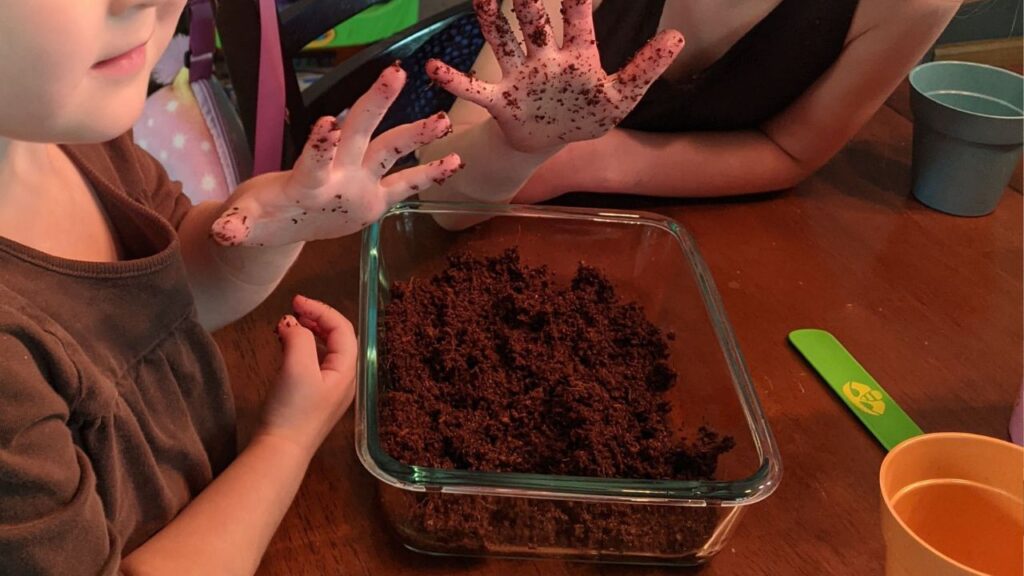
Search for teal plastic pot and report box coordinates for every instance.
[909,61,1023,217]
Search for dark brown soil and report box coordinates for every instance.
[377,248,734,556]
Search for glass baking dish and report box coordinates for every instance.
[356,201,781,566]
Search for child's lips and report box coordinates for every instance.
[92,42,148,76]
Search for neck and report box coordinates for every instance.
[0,137,122,262]
[0,138,63,193]
[0,138,81,231]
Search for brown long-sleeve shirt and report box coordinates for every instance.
[0,134,236,575]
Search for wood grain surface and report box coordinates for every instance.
[213,87,1023,576]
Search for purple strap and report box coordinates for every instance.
[253,0,286,175]
[188,0,285,175]
[188,0,215,81]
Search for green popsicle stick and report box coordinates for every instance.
[789,329,923,451]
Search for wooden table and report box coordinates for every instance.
[213,84,1023,575]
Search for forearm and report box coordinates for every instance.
[178,173,304,331]
[120,434,312,576]
[535,127,813,199]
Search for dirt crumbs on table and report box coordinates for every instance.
[378,248,735,555]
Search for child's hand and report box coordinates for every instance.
[210,64,463,248]
[426,0,684,153]
[257,295,357,454]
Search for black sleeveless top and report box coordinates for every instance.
[593,0,860,132]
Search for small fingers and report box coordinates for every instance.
[336,62,406,162]
[473,0,525,73]
[426,59,496,109]
[613,29,685,101]
[561,0,596,50]
[291,116,343,189]
[381,153,464,205]
[276,314,318,376]
[295,314,329,360]
[512,0,556,56]
[364,112,453,178]
[291,295,356,376]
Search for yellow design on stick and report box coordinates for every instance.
[842,381,886,416]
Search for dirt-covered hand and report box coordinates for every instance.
[210,63,463,248]
[426,0,684,153]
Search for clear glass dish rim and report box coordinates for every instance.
[356,201,782,506]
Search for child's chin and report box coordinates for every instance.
[61,104,146,144]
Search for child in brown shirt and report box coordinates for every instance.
[0,0,462,574]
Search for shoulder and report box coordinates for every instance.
[62,132,153,201]
[64,133,192,228]
[848,0,962,42]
